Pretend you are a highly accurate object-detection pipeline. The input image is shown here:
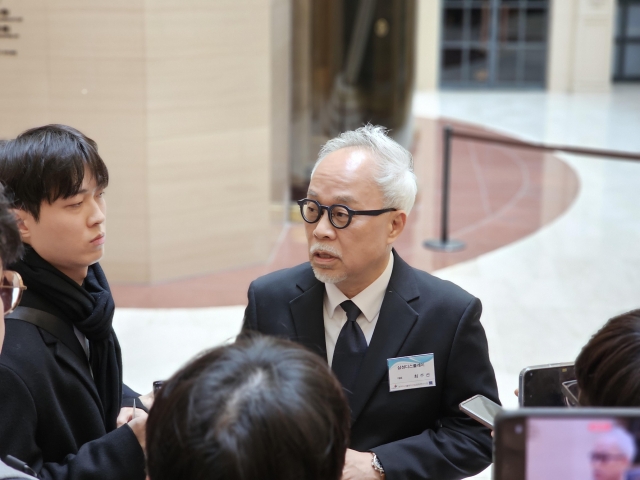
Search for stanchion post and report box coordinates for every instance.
[423,125,465,252]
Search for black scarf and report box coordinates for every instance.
[11,245,122,431]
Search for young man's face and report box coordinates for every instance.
[16,167,106,284]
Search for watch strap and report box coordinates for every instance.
[371,453,385,475]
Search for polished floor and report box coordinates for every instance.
[114,86,640,479]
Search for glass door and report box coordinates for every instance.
[614,0,640,81]
[440,0,549,88]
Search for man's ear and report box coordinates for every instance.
[387,210,407,244]
[12,209,32,243]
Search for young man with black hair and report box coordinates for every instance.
[0,125,147,480]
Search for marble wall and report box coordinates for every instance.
[0,0,289,283]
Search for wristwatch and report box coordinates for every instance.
[371,453,385,476]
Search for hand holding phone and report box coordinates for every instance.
[459,394,503,429]
[518,362,575,407]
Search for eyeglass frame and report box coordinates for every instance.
[590,451,628,463]
[561,379,580,407]
[0,270,27,315]
[297,198,397,229]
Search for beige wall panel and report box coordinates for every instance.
[0,58,50,137]
[0,1,49,137]
[44,3,150,282]
[416,0,441,92]
[547,0,577,92]
[144,4,271,138]
[143,0,277,282]
[2,0,286,283]
[145,56,269,138]
[50,2,142,10]
[144,0,264,12]
[47,11,144,59]
[147,127,270,281]
[572,0,616,92]
[46,58,146,112]
[548,0,615,92]
[144,5,269,58]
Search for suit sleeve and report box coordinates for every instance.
[0,365,146,480]
[121,384,149,414]
[241,282,259,333]
[371,298,500,480]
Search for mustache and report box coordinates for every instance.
[310,243,342,259]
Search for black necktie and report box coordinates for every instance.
[332,300,367,395]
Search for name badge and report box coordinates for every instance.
[387,354,436,392]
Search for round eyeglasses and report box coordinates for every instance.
[297,198,397,229]
[0,270,26,315]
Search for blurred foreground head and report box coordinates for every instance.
[146,334,350,480]
[0,183,22,269]
[0,183,23,351]
[576,309,640,406]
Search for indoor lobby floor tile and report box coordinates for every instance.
[114,87,640,480]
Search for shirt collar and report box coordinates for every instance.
[324,252,394,322]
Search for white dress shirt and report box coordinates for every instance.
[324,252,394,366]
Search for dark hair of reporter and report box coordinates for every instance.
[575,309,640,407]
[146,334,350,480]
[0,183,23,265]
[0,124,108,221]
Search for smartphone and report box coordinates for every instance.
[518,362,575,407]
[493,408,640,480]
[459,394,503,429]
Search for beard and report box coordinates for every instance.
[309,243,348,284]
[311,267,348,284]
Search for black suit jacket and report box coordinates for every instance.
[242,251,500,480]
[0,293,146,480]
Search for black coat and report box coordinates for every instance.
[0,292,146,480]
[242,250,500,480]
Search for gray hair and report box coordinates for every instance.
[312,125,418,214]
[595,426,637,461]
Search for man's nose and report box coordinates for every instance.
[313,209,336,239]
[89,201,106,226]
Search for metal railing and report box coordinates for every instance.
[423,125,640,252]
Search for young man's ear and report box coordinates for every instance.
[12,209,31,243]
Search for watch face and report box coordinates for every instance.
[372,454,384,473]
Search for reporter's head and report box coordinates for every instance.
[575,309,640,407]
[146,334,350,480]
[0,182,23,351]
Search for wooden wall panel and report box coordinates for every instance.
[144,0,275,282]
[0,0,288,283]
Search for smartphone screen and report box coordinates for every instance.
[520,364,575,407]
[459,395,502,428]
[494,410,640,480]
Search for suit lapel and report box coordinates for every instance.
[42,332,105,419]
[349,251,420,424]
[289,269,328,361]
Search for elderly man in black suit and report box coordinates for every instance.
[242,125,500,480]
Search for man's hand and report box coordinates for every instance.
[341,449,383,480]
[116,391,155,427]
[127,413,148,451]
[138,391,154,410]
[117,407,135,427]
